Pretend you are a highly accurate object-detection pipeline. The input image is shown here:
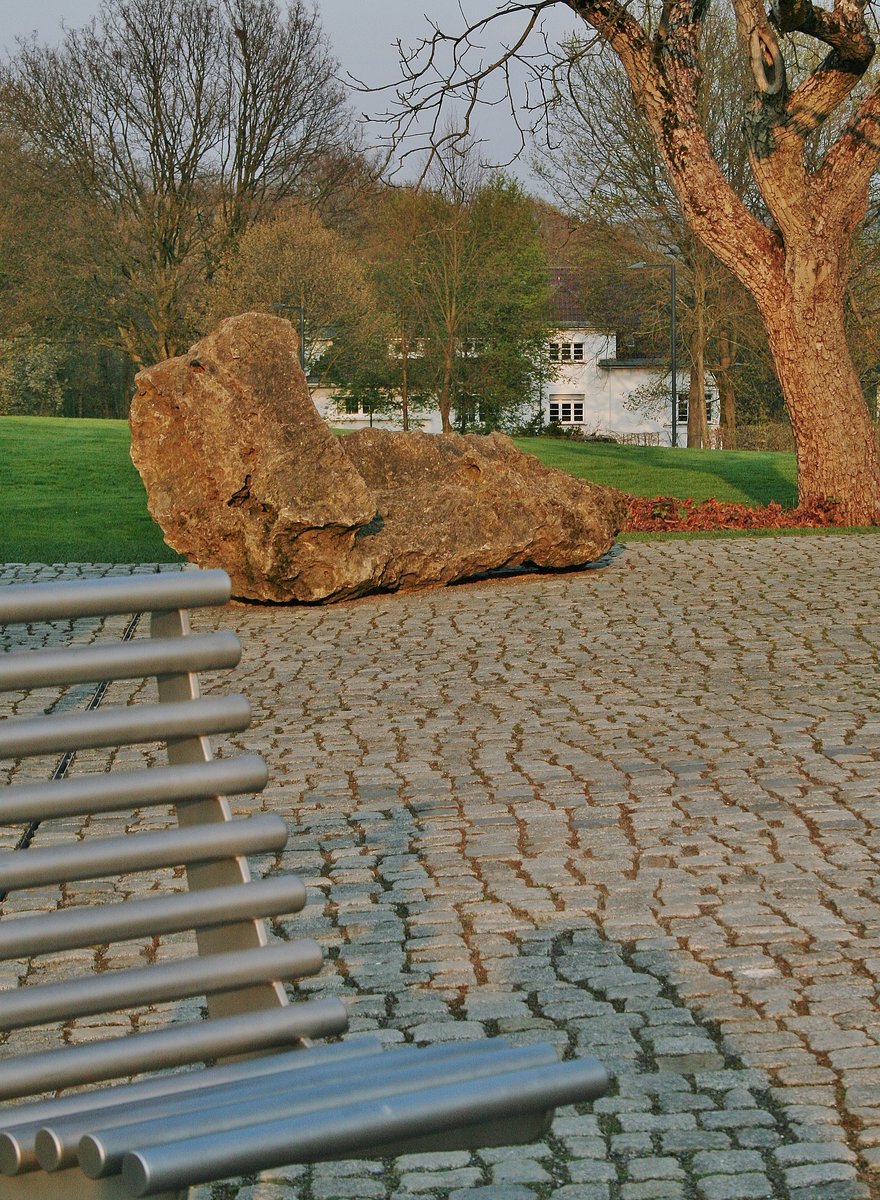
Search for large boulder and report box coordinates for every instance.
[131,313,625,603]
[130,313,379,602]
[342,427,625,593]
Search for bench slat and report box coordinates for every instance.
[29,1041,504,1173]
[0,940,324,1031]
[0,633,242,692]
[0,1036,380,1175]
[0,571,231,625]
[121,1057,610,1196]
[0,755,269,824]
[0,876,305,959]
[80,1043,561,1179]
[0,696,252,759]
[0,813,288,892]
[0,1003,353,1130]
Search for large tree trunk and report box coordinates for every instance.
[757,265,880,522]
[587,0,880,524]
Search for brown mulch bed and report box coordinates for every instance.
[623,495,845,533]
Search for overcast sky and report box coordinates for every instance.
[1,1,581,179]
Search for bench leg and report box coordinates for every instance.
[1,1166,186,1199]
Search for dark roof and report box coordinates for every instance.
[549,266,586,326]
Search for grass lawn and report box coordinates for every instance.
[0,416,180,563]
[514,437,799,507]
[0,416,871,565]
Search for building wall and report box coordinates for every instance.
[312,328,719,446]
[546,330,717,447]
[311,387,445,433]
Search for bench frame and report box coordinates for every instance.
[0,569,608,1198]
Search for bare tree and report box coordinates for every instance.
[385,166,552,433]
[199,199,384,381]
[386,0,880,523]
[535,12,776,449]
[1,0,356,364]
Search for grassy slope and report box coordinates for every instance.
[1,416,871,564]
[514,438,799,507]
[0,416,180,563]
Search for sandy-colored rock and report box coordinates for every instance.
[131,312,624,603]
[130,313,379,602]
[342,427,625,592]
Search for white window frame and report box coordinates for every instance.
[549,394,586,426]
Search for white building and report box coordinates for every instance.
[312,270,718,446]
[543,328,719,447]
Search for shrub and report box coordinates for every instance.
[0,337,65,416]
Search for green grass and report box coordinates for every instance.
[0,416,871,565]
[513,437,799,507]
[0,416,181,563]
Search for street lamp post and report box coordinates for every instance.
[629,260,678,447]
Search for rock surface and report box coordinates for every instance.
[342,427,626,594]
[131,312,625,602]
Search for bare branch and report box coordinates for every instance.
[771,0,875,62]
[821,74,880,198]
[354,2,564,182]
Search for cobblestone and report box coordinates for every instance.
[2,535,879,1199]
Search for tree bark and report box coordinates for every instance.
[754,254,880,522]
[439,339,454,433]
[571,0,880,522]
[400,327,411,432]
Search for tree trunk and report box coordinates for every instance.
[439,338,455,433]
[686,343,708,449]
[598,10,880,522]
[686,249,709,449]
[756,259,880,523]
[400,329,410,432]
[716,332,737,449]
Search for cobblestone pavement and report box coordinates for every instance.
[1,535,879,1200]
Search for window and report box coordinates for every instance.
[344,398,359,415]
[549,395,585,425]
[677,394,716,423]
[550,340,584,363]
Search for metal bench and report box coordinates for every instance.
[0,568,609,1198]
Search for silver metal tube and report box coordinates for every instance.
[0,1009,359,1171]
[79,1043,560,1178]
[0,633,242,692]
[0,754,268,823]
[0,813,288,892]
[0,695,252,760]
[0,570,231,625]
[0,939,322,1031]
[122,1057,611,1195]
[0,876,305,959]
[38,1041,507,1173]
